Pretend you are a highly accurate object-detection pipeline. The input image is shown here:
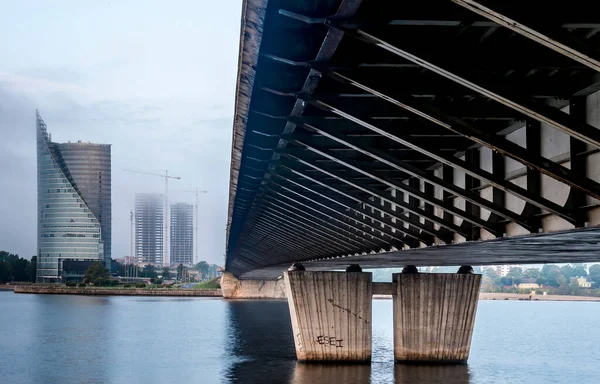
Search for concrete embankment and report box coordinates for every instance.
[479,292,600,302]
[13,285,222,297]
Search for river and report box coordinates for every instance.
[1,291,599,383]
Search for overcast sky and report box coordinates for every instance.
[0,1,242,265]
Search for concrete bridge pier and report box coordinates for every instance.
[284,266,372,362]
[392,271,481,364]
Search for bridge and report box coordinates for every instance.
[223,0,600,363]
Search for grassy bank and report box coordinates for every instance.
[191,278,220,289]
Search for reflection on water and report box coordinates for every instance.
[292,363,371,384]
[2,293,600,384]
[222,301,472,384]
[394,364,470,384]
[224,301,296,383]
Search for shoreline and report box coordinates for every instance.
[7,286,600,302]
[479,292,600,302]
[12,285,222,297]
[375,293,600,302]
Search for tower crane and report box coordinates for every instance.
[171,187,208,264]
[124,169,181,266]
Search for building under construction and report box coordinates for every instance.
[134,193,163,264]
[170,202,194,266]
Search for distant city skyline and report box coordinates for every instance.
[0,1,241,265]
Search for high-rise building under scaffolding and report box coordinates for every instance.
[134,193,164,264]
[170,202,194,266]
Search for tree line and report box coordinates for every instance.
[0,251,36,283]
[482,264,600,294]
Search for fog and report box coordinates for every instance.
[0,0,243,265]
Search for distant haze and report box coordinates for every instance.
[0,1,242,265]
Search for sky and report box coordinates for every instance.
[0,0,242,265]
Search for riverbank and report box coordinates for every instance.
[479,292,600,301]
[13,285,222,297]
[373,293,600,301]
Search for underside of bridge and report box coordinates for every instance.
[227,0,600,279]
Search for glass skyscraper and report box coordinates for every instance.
[36,111,111,282]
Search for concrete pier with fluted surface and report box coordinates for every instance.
[285,271,372,362]
[392,273,481,363]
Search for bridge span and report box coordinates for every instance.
[224,0,600,363]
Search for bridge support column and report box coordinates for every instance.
[284,270,372,362]
[392,273,481,364]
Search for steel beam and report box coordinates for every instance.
[323,71,600,201]
[260,195,385,249]
[272,171,429,244]
[250,213,348,255]
[267,187,389,248]
[269,182,408,246]
[568,97,589,227]
[231,0,364,265]
[300,97,575,223]
[276,166,448,241]
[449,0,600,72]
[281,151,474,237]
[327,23,600,150]
[285,117,531,231]
[250,220,336,259]
[261,195,379,249]
[254,208,358,254]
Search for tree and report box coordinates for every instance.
[481,275,498,292]
[555,273,567,290]
[541,265,561,287]
[112,260,126,276]
[161,267,170,279]
[0,251,35,283]
[84,262,109,284]
[590,264,600,286]
[560,265,575,280]
[572,264,588,278]
[177,264,186,281]
[523,268,540,279]
[484,268,499,279]
[195,261,209,280]
[27,256,37,282]
[0,260,11,283]
[141,264,157,278]
[507,267,523,279]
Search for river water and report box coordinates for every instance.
[1,291,599,383]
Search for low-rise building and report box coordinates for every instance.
[517,278,540,290]
[571,276,592,288]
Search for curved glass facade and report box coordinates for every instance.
[36,111,111,282]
